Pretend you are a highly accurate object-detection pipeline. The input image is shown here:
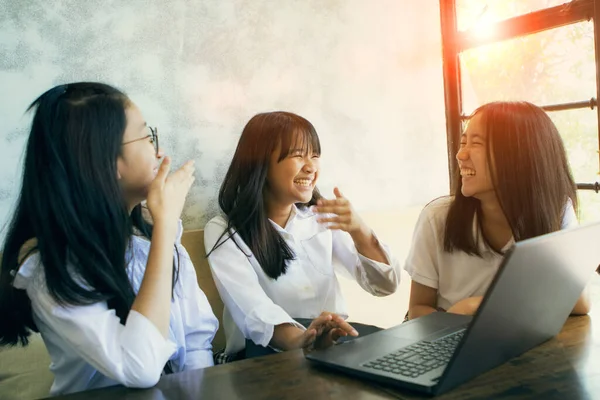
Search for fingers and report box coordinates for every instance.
[154,156,172,184]
[318,223,350,231]
[172,160,195,180]
[316,213,353,231]
[187,175,196,191]
[333,187,344,199]
[311,313,358,337]
[316,197,348,207]
[308,313,333,336]
[168,161,196,190]
[314,197,353,231]
[317,215,351,225]
[182,161,196,186]
[303,313,360,350]
[331,315,358,337]
[300,328,318,349]
[314,191,350,215]
[314,205,349,216]
[314,328,345,350]
[329,328,347,342]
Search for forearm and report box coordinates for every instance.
[408,305,438,320]
[131,219,178,337]
[270,323,305,351]
[571,287,591,315]
[351,227,388,264]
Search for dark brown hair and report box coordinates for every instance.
[209,111,322,279]
[444,101,578,255]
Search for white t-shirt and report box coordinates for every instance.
[13,221,218,396]
[204,205,401,354]
[404,196,578,311]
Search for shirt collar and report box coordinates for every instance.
[269,204,315,235]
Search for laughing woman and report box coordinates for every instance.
[205,111,401,361]
[404,101,590,321]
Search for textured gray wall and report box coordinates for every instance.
[0,0,448,234]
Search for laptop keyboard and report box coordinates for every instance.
[362,329,466,378]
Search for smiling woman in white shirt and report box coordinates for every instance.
[405,101,591,320]
[205,111,401,361]
[0,83,218,396]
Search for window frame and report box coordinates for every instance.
[440,0,600,193]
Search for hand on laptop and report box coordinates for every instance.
[447,296,483,316]
[300,312,359,351]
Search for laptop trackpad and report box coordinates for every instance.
[382,313,471,341]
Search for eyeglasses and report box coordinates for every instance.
[123,126,159,156]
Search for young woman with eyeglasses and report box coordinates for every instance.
[0,82,218,395]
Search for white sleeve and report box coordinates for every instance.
[204,218,303,348]
[27,281,176,389]
[403,205,441,290]
[561,197,578,229]
[176,245,219,370]
[331,229,400,296]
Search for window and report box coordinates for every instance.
[457,0,573,31]
[440,0,600,222]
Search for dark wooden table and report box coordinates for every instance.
[50,315,600,400]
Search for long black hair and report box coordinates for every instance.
[209,111,322,280]
[444,101,578,255]
[0,82,165,346]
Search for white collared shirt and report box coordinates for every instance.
[13,221,218,396]
[204,205,401,355]
[404,197,578,311]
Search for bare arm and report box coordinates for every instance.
[351,228,389,264]
[270,324,308,351]
[131,219,178,337]
[407,281,438,320]
[571,286,591,315]
[131,158,195,338]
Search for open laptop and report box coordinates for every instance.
[306,222,600,395]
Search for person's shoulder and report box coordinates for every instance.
[18,238,39,265]
[421,196,453,221]
[13,241,44,291]
[203,214,241,253]
[560,197,578,229]
[205,215,228,231]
